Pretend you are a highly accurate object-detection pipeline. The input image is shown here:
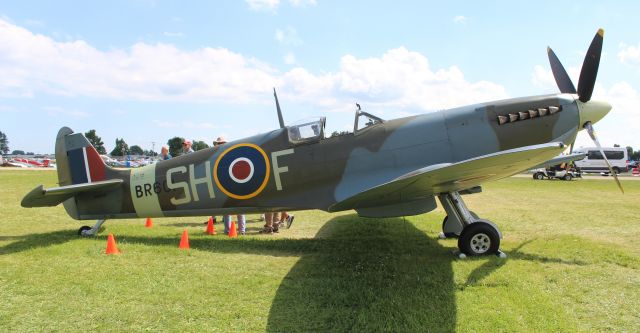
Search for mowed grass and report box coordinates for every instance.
[1,169,639,332]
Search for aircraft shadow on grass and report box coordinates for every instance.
[263,215,457,332]
[0,215,586,332]
[0,230,82,255]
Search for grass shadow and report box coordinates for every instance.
[1,215,457,331]
[0,230,78,255]
[265,215,457,332]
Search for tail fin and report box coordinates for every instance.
[52,127,112,218]
[55,127,108,186]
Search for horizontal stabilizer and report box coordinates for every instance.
[21,179,123,208]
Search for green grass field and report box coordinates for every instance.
[1,170,639,332]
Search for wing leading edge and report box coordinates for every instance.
[329,142,566,213]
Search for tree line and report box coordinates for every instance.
[85,129,209,158]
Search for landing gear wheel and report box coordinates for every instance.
[441,211,479,238]
[458,221,500,256]
[78,225,91,236]
[533,173,545,180]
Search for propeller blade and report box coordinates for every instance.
[584,122,624,194]
[569,141,574,155]
[547,47,577,94]
[577,29,604,102]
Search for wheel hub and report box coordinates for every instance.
[470,233,491,254]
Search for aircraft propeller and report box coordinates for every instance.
[547,29,622,193]
[584,121,624,193]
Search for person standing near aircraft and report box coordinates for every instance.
[182,139,194,155]
[280,211,294,228]
[260,212,279,234]
[160,146,171,160]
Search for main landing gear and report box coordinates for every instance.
[437,191,506,258]
[78,219,107,237]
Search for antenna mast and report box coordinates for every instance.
[273,88,285,129]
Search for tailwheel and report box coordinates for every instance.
[77,219,107,237]
[458,220,500,256]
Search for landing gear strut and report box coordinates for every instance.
[78,219,106,237]
[437,192,505,258]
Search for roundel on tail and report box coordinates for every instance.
[214,143,270,199]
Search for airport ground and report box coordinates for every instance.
[1,169,639,332]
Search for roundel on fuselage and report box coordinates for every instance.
[213,143,270,199]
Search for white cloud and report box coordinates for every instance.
[0,19,278,103]
[284,52,296,65]
[43,106,89,118]
[531,63,581,94]
[274,26,302,46]
[24,19,44,27]
[246,0,280,11]
[618,43,640,67]
[281,47,508,111]
[288,0,317,6]
[453,15,467,24]
[247,0,315,11]
[163,32,184,37]
[0,19,508,114]
[531,65,556,91]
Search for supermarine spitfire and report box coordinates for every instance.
[22,29,621,257]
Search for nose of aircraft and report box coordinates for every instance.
[577,99,611,127]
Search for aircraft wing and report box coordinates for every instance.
[21,179,124,208]
[529,152,586,170]
[329,142,566,212]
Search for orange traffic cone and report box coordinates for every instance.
[205,216,216,235]
[145,217,153,228]
[228,220,238,238]
[105,233,121,255]
[179,229,190,249]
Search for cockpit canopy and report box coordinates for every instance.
[287,117,326,144]
[286,107,384,144]
[354,109,384,133]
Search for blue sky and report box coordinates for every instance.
[1,1,639,154]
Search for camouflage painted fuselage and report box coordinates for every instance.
[61,93,577,220]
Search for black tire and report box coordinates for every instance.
[563,174,572,181]
[534,173,544,180]
[458,221,500,256]
[612,167,620,174]
[78,225,91,236]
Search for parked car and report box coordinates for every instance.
[573,147,629,174]
[532,164,582,181]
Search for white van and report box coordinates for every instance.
[573,147,629,174]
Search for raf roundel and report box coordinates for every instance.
[214,144,270,199]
